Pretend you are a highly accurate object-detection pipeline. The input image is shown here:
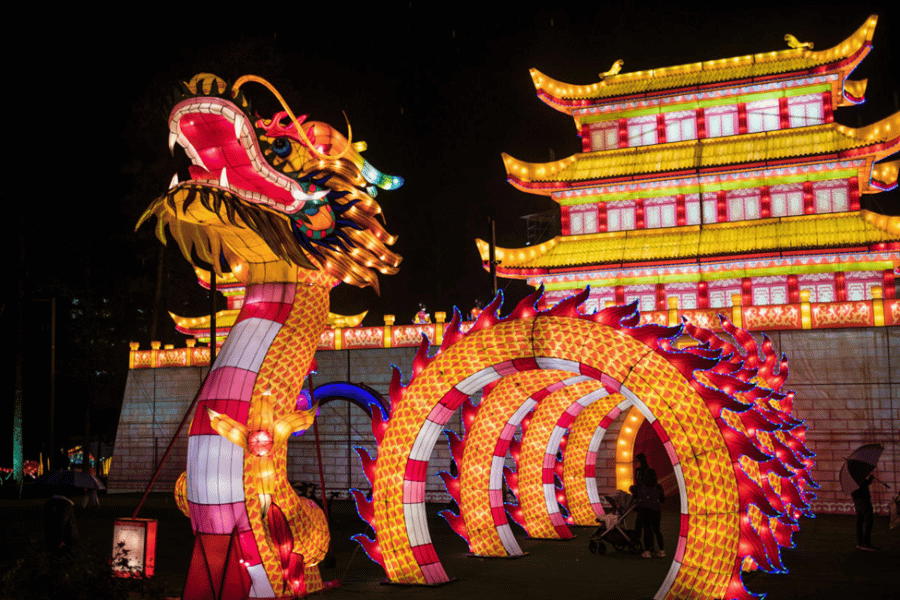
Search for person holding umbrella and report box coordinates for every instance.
[851,470,878,551]
[44,485,78,556]
[841,443,891,551]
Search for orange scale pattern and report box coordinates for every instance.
[461,370,570,556]
[563,394,623,525]
[517,379,600,538]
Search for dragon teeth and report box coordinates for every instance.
[169,173,180,190]
[233,114,246,145]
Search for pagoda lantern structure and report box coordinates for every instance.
[481,15,899,330]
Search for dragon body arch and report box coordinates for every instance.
[354,290,815,600]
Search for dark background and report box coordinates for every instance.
[5,2,898,461]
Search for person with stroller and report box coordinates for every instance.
[631,453,665,558]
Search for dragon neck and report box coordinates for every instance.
[237,266,333,418]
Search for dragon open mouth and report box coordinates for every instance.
[169,96,329,215]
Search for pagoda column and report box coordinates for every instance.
[676,194,686,226]
[802,182,815,214]
[635,199,646,229]
[883,270,896,298]
[835,272,847,302]
[737,103,748,135]
[716,191,727,223]
[696,108,706,139]
[788,275,800,304]
[823,92,833,123]
[760,186,771,219]
[655,284,666,310]
[697,281,709,309]
[597,203,608,232]
[741,278,753,307]
[617,119,628,148]
[849,177,860,210]
[615,286,626,305]
[778,97,790,130]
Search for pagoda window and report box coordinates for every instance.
[752,276,788,306]
[684,194,702,225]
[569,206,599,235]
[704,105,739,138]
[594,289,617,308]
[787,93,825,128]
[708,280,742,308]
[812,179,849,214]
[664,110,697,143]
[607,202,635,232]
[665,283,698,310]
[625,285,657,312]
[701,193,718,223]
[845,271,882,301]
[644,196,677,229]
[746,98,781,133]
[769,183,805,217]
[798,273,837,302]
[626,115,658,147]
[726,188,761,222]
[591,121,620,151]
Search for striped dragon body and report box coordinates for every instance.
[141,73,401,599]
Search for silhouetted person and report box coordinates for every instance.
[852,471,877,551]
[45,487,78,556]
[631,453,665,558]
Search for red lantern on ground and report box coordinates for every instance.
[112,518,158,577]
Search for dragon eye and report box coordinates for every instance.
[272,137,292,158]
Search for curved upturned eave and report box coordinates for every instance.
[503,111,900,197]
[531,15,878,114]
[475,210,900,273]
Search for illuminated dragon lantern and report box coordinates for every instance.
[139,72,814,600]
[352,289,816,600]
[139,73,402,599]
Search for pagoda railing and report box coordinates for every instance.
[129,294,899,369]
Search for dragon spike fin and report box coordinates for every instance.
[546,287,590,318]
[508,285,543,320]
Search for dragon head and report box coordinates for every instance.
[139,73,401,291]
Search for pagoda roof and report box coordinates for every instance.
[532,16,878,113]
[503,112,900,196]
[477,211,900,276]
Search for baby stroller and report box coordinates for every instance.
[588,491,643,555]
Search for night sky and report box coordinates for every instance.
[6,2,899,457]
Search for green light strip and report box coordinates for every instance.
[541,260,894,290]
[558,169,857,206]
[578,83,832,125]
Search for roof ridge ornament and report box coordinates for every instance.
[598,59,624,80]
[784,34,814,50]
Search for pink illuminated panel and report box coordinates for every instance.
[591,121,620,151]
[770,183,805,217]
[787,94,825,127]
[664,110,697,142]
[704,105,738,138]
[627,115,658,147]
[746,98,780,133]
